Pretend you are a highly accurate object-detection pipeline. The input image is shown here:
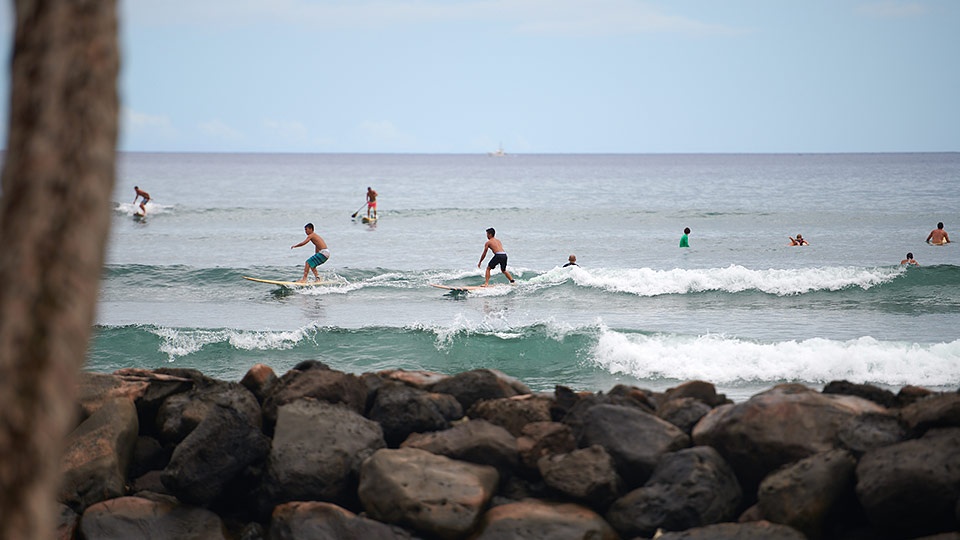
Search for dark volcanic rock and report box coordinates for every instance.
[605,446,741,538]
[358,447,499,539]
[656,397,713,434]
[79,495,228,539]
[693,384,886,494]
[401,418,518,470]
[59,397,139,512]
[575,403,690,487]
[757,449,858,540]
[155,380,261,445]
[823,380,897,408]
[263,399,385,507]
[368,381,462,446]
[856,427,960,537]
[240,363,277,404]
[516,421,577,469]
[473,499,619,540]
[466,394,553,437]
[428,368,529,411]
[900,392,960,435]
[656,520,807,540]
[836,411,907,455]
[663,380,731,407]
[269,501,413,540]
[161,403,270,506]
[261,361,368,433]
[537,445,622,508]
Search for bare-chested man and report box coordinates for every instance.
[477,227,515,286]
[133,186,150,215]
[291,223,330,283]
[366,186,378,219]
[926,222,950,245]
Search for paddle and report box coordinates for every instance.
[350,202,366,219]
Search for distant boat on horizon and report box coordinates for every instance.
[488,143,506,157]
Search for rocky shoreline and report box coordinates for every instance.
[60,361,959,539]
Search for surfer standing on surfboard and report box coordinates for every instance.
[478,227,516,286]
[366,186,378,219]
[926,222,950,245]
[291,223,330,283]
[133,186,150,216]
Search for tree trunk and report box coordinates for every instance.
[0,0,119,537]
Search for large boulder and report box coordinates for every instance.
[656,520,807,540]
[240,363,277,404]
[473,499,619,540]
[358,447,498,539]
[900,392,960,435]
[467,395,553,437]
[368,381,462,446]
[263,399,385,506]
[856,427,960,537]
[429,368,529,411]
[56,504,78,540]
[836,412,907,456]
[59,397,139,511]
[822,380,897,408]
[656,397,712,434]
[79,495,228,539]
[377,368,449,389]
[155,380,261,444]
[575,403,689,486]
[693,384,887,493]
[663,380,731,408]
[605,446,741,538]
[261,361,368,433]
[516,421,577,469]
[161,403,270,506]
[757,449,858,540]
[537,445,622,509]
[401,418,518,470]
[269,501,413,540]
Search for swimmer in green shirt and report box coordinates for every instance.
[679,227,690,248]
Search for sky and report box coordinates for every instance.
[0,0,958,153]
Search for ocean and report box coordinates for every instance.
[92,152,960,401]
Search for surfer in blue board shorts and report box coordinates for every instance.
[291,223,330,283]
[133,186,150,216]
[478,227,516,286]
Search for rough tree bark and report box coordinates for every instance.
[0,0,118,537]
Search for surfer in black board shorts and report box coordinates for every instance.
[133,186,150,216]
[478,227,516,286]
[291,223,330,283]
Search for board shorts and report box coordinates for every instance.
[488,252,508,271]
[307,250,330,268]
[368,201,377,208]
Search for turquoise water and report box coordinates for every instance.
[92,153,960,400]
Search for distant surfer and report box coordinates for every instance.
[925,222,950,245]
[900,252,919,266]
[478,227,515,286]
[366,186,378,219]
[789,234,809,246]
[680,227,691,248]
[563,254,579,267]
[291,223,330,283]
[133,186,150,216]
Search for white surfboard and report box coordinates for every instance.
[243,276,338,287]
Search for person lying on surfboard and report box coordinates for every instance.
[477,227,516,286]
[133,186,150,216]
[291,223,330,283]
[926,222,950,245]
[788,234,809,246]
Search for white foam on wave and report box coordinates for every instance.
[532,264,904,297]
[408,315,590,349]
[590,327,960,388]
[153,325,314,361]
[115,201,174,216]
